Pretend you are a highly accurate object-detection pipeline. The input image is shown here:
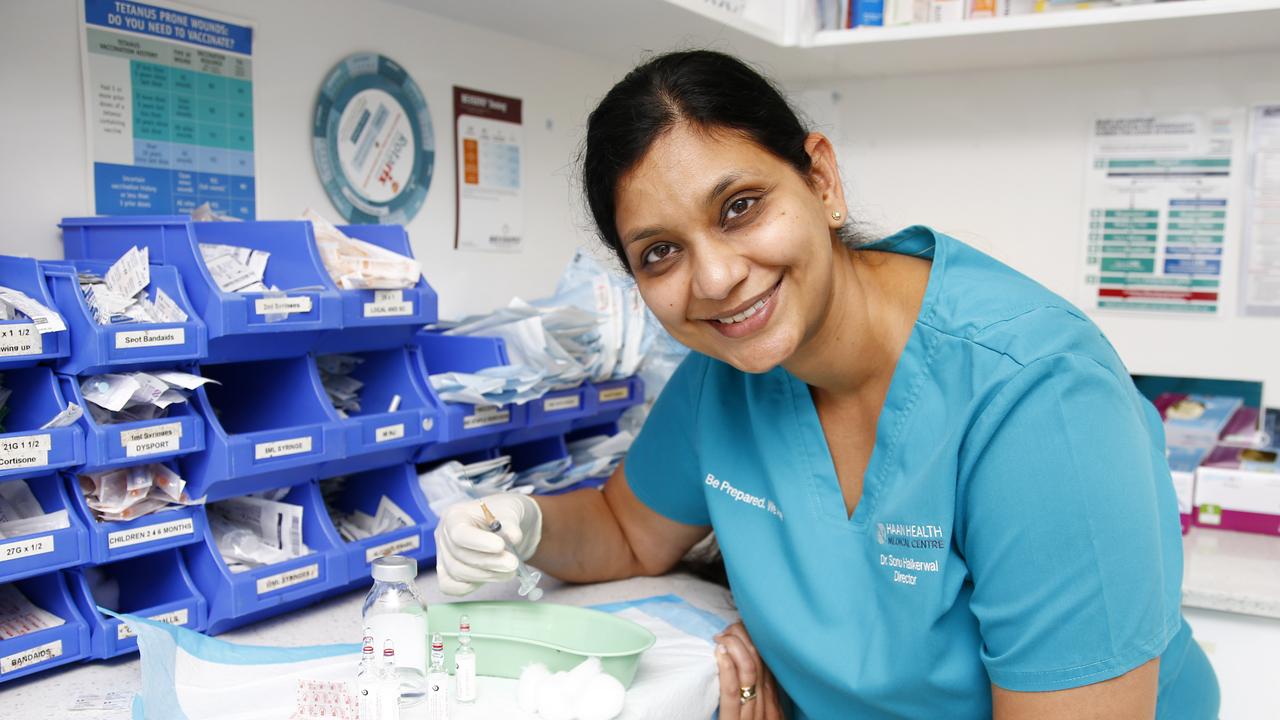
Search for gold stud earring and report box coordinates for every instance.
[832,210,843,221]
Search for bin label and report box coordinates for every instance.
[0,434,52,471]
[254,436,314,460]
[364,291,414,317]
[121,422,184,458]
[375,423,405,443]
[117,608,190,640]
[0,535,54,563]
[0,324,39,357]
[1,640,62,674]
[599,387,631,403]
[114,327,187,349]
[543,395,581,413]
[256,563,320,595]
[463,406,510,430]
[254,296,313,316]
[366,534,421,564]
[107,517,196,549]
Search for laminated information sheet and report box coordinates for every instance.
[1243,105,1280,316]
[80,0,255,218]
[454,86,524,253]
[1081,109,1245,314]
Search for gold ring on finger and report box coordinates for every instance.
[739,684,758,704]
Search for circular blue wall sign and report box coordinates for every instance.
[313,53,434,224]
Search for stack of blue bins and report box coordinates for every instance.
[0,257,90,679]
[59,215,446,634]
[0,213,648,683]
[37,249,211,661]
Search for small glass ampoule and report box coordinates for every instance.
[455,615,477,704]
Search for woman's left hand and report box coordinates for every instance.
[715,621,785,720]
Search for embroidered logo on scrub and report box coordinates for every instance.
[704,473,784,521]
[876,521,946,587]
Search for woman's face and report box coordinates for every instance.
[614,123,845,373]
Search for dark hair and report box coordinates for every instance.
[583,50,831,272]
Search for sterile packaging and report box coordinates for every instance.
[304,209,423,290]
[0,583,65,640]
[78,246,189,326]
[79,369,214,424]
[322,476,415,542]
[79,463,202,522]
[208,494,311,571]
[1156,393,1244,447]
[1166,444,1210,535]
[0,479,72,538]
[199,242,272,293]
[1194,442,1280,536]
[0,284,67,334]
[317,353,365,418]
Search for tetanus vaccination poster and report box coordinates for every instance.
[81,0,256,218]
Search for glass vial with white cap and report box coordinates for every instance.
[364,555,429,704]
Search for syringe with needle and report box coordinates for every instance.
[479,501,544,601]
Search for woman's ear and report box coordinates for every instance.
[803,132,847,229]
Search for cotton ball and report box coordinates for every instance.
[537,671,577,720]
[518,663,550,713]
[574,672,626,720]
[563,656,603,697]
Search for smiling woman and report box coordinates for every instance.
[432,50,1220,720]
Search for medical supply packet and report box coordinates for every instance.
[0,583,65,640]
[0,284,67,334]
[209,494,311,571]
[0,479,72,538]
[303,208,422,290]
[78,246,189,326]
[80,370,214,424]
[79,463,202,522]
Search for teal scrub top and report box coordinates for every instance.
[625,227,1219,719]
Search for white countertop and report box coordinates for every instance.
[1181,528,1280,619]
[4,527,1278,717]
[0,571,738,720]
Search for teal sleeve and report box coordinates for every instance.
[623,353,711,527]
[958,354,1182,692]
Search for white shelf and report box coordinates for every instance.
[786,0,1280,79]
[1183,527,1280,620]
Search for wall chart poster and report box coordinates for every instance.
[1081,109,1245,315]
[1242,105,1280,317]
[454,86,524,253]
[81,0,255,218]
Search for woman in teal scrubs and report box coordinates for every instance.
[434,50,1219,719]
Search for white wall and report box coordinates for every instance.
[797,51,1280,406]
[0,0,622,318]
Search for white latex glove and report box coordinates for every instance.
[435,493,543,596]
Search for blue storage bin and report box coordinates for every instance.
[181,358,346,501]
[0,572,90,682]
[315,347,443,479]
[183,481,345,635]
[413,333,527,464]
[60,216,343,364]
[41,260,207,375]
[64,465,207,565]
[0,475,89,583]
[57,374,204,472]
[573,376,645,431]
[0,366,84,481]
[320,463,436,586]
[314,224,438,354]
[66,549,207,659]
[0,256,69,369]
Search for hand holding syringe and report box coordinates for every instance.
[480,501,544,601]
